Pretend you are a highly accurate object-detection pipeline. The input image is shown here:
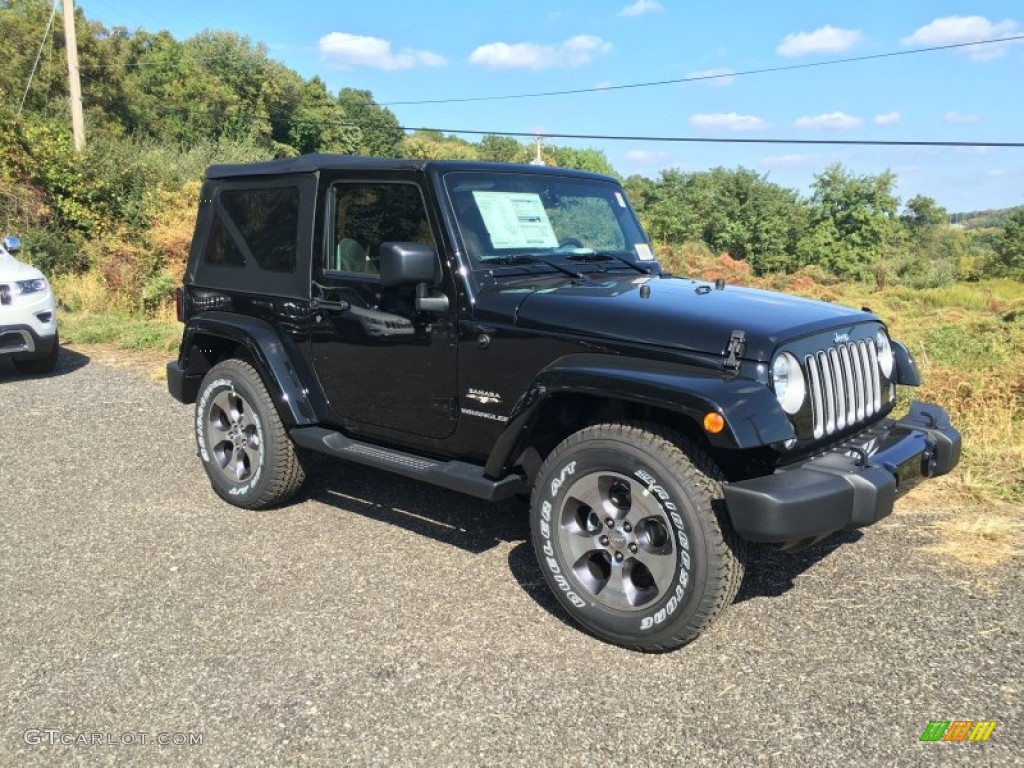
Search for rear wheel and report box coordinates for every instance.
[195,359,306,509]
[530,422,744,651]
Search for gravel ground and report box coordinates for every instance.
[1,349,1020,767]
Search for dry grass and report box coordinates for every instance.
[920,502,1023,567]
[51,271,128,313]
[67,341,171,383]
[146,180,201,282]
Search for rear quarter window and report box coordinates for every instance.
[208,187,300,273]
[189,173,316,300]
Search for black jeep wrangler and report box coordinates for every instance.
[168,155,960,651]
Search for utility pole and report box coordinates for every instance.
[62,0,85,151]
[530,134,546,166]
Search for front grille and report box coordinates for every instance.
[0,284,10,305]
[804,340,882,439]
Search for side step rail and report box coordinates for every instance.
[290,427,525,502]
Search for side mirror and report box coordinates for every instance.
[379,242,436,287]
[2,235,22,254]
[378,242,450,314]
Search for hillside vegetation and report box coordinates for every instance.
[1,1,1022,519]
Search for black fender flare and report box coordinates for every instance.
[485,353,794,477]
[891,339,921,386]
[179,311,329,426]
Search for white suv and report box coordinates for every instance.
[0,236,59,374]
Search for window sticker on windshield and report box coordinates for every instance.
[614,192,626,208]
[635,243,655,261]
[472,191,559,249]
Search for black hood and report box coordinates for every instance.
[507,274,873,361]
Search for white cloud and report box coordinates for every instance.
[759,154,819,170]
[903,15,1022,61]
[619,0,664,17]
[988,169,1009,177]
[470,35,612,70]
[686,68,736,87]
[318,33,447,70]
[689,113,769,131]
[874,112,902,125]
[625,149,673,164]
[946,111,982,124]
[794,111,864,131]
[777,25,863,57]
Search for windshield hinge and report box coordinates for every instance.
[724,330,746,371]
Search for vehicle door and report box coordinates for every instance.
[309,173,458,439]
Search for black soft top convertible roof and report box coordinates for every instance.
[205,154,613,182]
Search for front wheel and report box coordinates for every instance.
[530,422,744,651]
[195,359,306,509]
[13,332,59,374]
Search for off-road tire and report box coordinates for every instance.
[530,422,744,652]
[13,332,59,374]
[195,359,306,509]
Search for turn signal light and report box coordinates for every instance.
[703,412,725,434]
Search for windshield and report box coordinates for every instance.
[443,171,656,269]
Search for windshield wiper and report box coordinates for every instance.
[563,249,653,275]
[482,254,592,281]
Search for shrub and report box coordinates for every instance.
[141,271,178,314]
[21,227,86,276]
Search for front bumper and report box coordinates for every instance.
[0,323,57,359]
[723,401,961,545]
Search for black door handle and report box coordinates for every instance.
[311,298,351,312]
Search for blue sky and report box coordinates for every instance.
[78,0,1024,212]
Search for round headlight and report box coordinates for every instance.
[771,352,805,415]
[875,330,894,377]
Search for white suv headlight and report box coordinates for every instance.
[16,278,48,294]
[772,352,806,414]
[875,329,894,377]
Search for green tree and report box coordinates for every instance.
[337,88,405,157]
[993,207,1024,278]
[479,134,528,163]
[0,0,69,114]
[632,167,805,273]
[799,163,905,281]
[287,77,356,155]
[547,146,617,176]
[902,195,948,231]
[403,130,480,160]
[897,195,959,287]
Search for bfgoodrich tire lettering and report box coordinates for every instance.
[530,422,744,652]
[196,359,306,509]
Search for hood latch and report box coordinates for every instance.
[724,329,746,371]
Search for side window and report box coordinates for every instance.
[207,187,300,273]
[328,182,434,275]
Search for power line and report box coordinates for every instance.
[397,128,1024,148]
[381,34,1024,106]
[18,0,59,116]
[58,92,1022,149]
